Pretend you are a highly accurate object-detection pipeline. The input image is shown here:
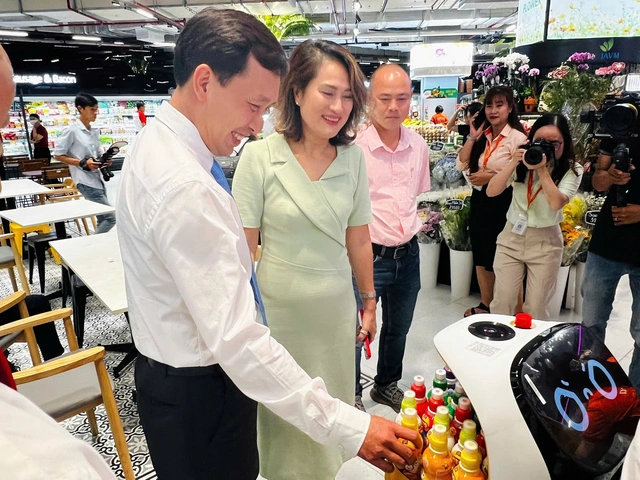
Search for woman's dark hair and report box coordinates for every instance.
[136,102,145,110]
[465,102,483,119]
[514,113,577,184]
[435,105,444,113]
[277,40,367,147]
[468,86,525,173]
[29,113,40,120]
[75,93,98,110]
[173,8,288,87]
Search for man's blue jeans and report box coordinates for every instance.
[76,183,116,234]
[355,240,421,396]
[581,252,640,392]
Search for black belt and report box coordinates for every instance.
[372,236,417,260]
[143,355,222,377]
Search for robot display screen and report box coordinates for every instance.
[519,325,640,474]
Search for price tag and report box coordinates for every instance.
[430,142,445,151]
[444,152,459,161]
[445,199,464,211]
[584,211,599,226]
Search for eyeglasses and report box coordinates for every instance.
[550,141,564,151]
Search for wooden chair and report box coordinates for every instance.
[0,291,134,480]
[18,158,48,184]
[0,232,30,295]
[42,165,71,184]
[0,290,36,362]
[3,155,24,179]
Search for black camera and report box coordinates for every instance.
[521,139,556,166]
[80,141,127,182]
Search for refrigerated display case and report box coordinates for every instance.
[1,95,168,159]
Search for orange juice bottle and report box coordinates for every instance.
[397,408,422,480]
[452,440,485,479]
[451,420,477,466]
[421,424,453,480]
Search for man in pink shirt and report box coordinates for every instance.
[354,65,431,412]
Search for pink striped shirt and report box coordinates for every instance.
[356,124,431,246]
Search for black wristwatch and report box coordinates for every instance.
[78,158,92,171]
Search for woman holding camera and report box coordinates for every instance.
[487,113,583,320]
[456,86,527,316]
[447,102,483,142]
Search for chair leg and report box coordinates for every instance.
[81,218,91,235]
[72,284,88,348]
[28,244,35,285]
[86,408,99,436]
[10,239,30,295]
[61,267,70,308]
[7,267,17,292]
[35,243,47,294]
[95,360,134,480]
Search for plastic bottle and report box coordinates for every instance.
[429,405,455,451]
[433,368,448,391]
[453,397,473,440]
[451,420,477,465]
[444,366,457,390]
[421,424,454,480]
[450,382,467,406]
[396,408,422,480]
[452,440,485,479]
[412,376,427,418]
[423,388,445,430]
[402,390,418,413]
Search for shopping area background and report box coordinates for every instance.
[0,2,639,480]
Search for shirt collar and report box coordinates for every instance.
[484,123,513,142]
[76,121,91,133]
[154,101,214,173]
[365,123,413,154]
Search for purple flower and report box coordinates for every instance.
[519,64,530,73]
[568,52,596,64]
[577,64,589,71]
[528,68,540,76]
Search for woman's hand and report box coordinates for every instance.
[357,303,377,344]
[468,113,486,140]
[523,153,548,171]
[468,170,494,187]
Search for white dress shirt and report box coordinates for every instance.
[53,121,104,190]
[0,384,116,479]
[116,101,370,458]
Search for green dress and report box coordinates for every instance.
[232,134,373,480]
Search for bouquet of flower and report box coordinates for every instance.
[432,156,463,185]
[417,201,444,245]
[561,195,589,265]
[439,193,472,251]
[576,192,607,261]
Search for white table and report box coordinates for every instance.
[0,179,51,199]
[50,230,127,314]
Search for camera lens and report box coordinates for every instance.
[602,103,638,137]
[524,147,544,165]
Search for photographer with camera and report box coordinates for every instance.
[487,113,583,320]
[581,131,640,391]
[53,93,115,234]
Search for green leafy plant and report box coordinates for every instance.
[257,15,315,40]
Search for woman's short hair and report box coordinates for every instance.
[29,113,40,120]
[277,40,366,146]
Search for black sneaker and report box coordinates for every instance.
[370,382,403,412]
[355,395,366,412]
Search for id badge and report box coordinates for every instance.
[512,214,528,235]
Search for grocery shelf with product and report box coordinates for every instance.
[1,95,168,159]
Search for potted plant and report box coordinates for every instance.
[417,201,444,290]
[523,68,540,113]
[440,193,473,300]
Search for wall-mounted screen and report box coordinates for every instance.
[548,0,640,40]
[516,0,547,47]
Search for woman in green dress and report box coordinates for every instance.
[232,40,376,479]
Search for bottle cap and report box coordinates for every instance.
[429,424,449,454]
[460,440,481,471]
[431,388,444,401]
[404,390,416,400]
[444,365,456,380]
[401,408,419,431]
[459,420,477,445]
[434,405,451,428]
[413,375,425,387]
[458,397,471,411]
[435,368,446,381]
[515,312,533,329]
[454,382,465,395]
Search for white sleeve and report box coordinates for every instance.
[147,181,370,457]
[53,126,74,157]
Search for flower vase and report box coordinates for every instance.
[573,260,586,315]
[549,265,571,319]
[524,97,537,113]
[419,242,440,290]
[449,249,473,300]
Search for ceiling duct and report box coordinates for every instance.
[135,25,178,44]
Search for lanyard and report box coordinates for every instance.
[527,172,543,208]
[482,134,504,169]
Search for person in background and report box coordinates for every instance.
[487,113,583,320]
[233,39,377,480]
[623,421,640,480]
[430,105,448,125]
[0,43,117,480]
[456,86,527,317]
[117,10,418,480]
[447,103,483,142]
[134,102,146,132]
[54,93,115,234]
[29,114,50,161]
[354,64,430,413]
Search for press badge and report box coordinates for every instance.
[512,214,528,235]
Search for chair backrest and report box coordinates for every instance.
[18,158,46,173]
[42,165,71,182]
[0,291,42,365]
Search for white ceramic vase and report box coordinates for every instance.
[449,249,473,300]
[419,242,441,290]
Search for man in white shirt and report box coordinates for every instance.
[117,8,418,480]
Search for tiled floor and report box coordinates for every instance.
[5,173,637,479]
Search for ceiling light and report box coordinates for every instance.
[505,24,516,33]
[136,8,156,19]
[360,61,370,65]
[152,42,176,48]
[114,41,124,45]
[0,30,28,38]
[24,58,42,62]
[389,58,400,62]
[51,59,59,63]
[72,35,101,42]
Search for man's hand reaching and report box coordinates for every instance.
[357,416,422,472]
